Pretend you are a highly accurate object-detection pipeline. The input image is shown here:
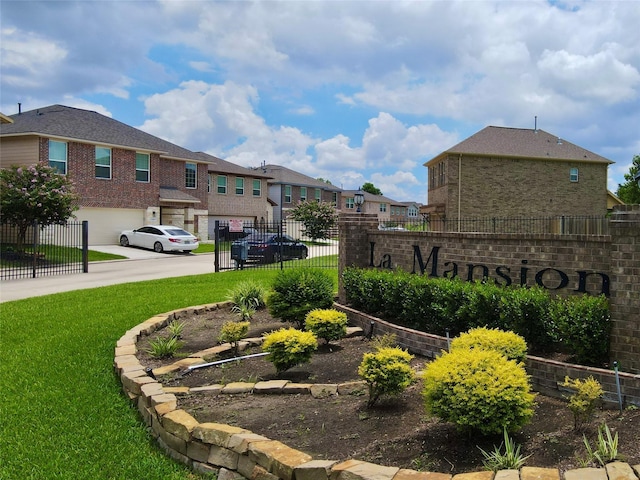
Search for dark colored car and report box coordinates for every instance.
[232,233,308,264]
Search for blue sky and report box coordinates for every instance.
[1,0,639,203]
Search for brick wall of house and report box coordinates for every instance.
[209,175,270,220]
[339,207,640,372]
[39,138,161,209]
[159,158,208,206]
[437,154,608,218]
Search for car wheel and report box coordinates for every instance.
[119,235,130,247]
[273,252,282,263]
[154,242,164,253]
[300,250,308,260]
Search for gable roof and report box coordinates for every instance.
[0,104,205,163]
[341,190,401,205]
[258,164,342,191]
[425,126,613,166]
[194,152,272,178]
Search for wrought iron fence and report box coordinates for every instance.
[378,215,610,235]
[0,221,88,280]
[213,220,338,272]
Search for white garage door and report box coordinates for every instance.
[75,208,145,245]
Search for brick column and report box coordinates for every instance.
[609,204,640,373]
[338,213,379,303]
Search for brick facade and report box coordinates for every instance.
[339,206,640,373]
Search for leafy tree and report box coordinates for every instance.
[362,182,382,195]
[0,163,80,251]
[289,200,338,241]
[615,154,640,204]
[316,177,333,185]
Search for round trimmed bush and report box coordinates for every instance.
[304,309,348,343]
[450,327,528,363]
[358,347,414,407]
[262,328,318,373]
[423,348,535,435]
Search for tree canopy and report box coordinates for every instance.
[289,201,338,241]
[361,182,382,195]
[616,154,640,205]
[0,163,80,250]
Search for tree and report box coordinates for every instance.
[0,164,80,251]
[316,177,333,185]
[289,200,338,241]
[362,182,382,195]
[616,154,640,204]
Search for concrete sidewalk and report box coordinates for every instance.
[0,247,216,303]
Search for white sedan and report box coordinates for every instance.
[119,225,199,253]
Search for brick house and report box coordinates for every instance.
[422,126,613,220]
[195,152,273,237]
[0,105,270,244]
[255,164,343,222]
[341,190,406,225]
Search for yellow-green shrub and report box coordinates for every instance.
[423,349,535,435]
[563,375,604,430]
[358,347,414,407]
[219,321,250,355]
[450,327,528,363]
[262,328,318,373]
[304,309,348,344]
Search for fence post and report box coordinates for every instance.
[31,220,38,278]
[82,221,89,273]
[214,221,220,273]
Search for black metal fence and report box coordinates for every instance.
[378,215,610,235]
[0,221,88,280]
[213,220,338,272]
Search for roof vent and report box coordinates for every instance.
[557,137,562,145]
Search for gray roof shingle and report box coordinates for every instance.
[425,126,613,165]
[259,164,343,191]
[194,152,272,178]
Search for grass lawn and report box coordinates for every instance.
[0,268,337,479]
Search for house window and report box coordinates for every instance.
[235,177,244,195]
[315,188,321,202]
[253,179,261,196]
[284,185,292,203]
[207,174,211,193]
[300,187,307,201]
[185,162,197,188]
[346,198,354,209]
[135,152,150,182]
[332,192,338,207]
[48,140,67,175]
[570,168,579,182]
[95,147,111,179]
[429,161,446,189]
[380,203,387,212]
[217,175,227,194]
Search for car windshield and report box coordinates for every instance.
[165,228,192,236]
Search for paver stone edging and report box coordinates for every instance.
[115,301,640,480]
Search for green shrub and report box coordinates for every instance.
[370,333,398,351]
[146,335,183,358]
[450,327,528,363]
[166,319,186,338]
[358,347,415,407]
[219,321,250,356]
[227,280,267,310]
[304,309,348,344]
[262,328,318,373]
[563,375,604,431]
[423,348,535,435]
[552,295,610,365]
[580,423,620,467]
[268,268,334,328]
[456,281,504,330]
[500,286,556,353]
[479,427,531,471]
[231,303,256,321]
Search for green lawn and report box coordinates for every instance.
[0,268,337,479]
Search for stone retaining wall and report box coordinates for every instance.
[115,302,640,480]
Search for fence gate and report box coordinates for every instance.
[0,221,89,280]
[213,220,338,272]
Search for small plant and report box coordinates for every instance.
[218,321,250,356]
[563,376,604,431]
[580,423,620,466]
[146,335,183,358]
[358,347,414,407]
[304,309,348,344]
[227,280,267,310]
[423,348,535,435]
[262,327,318,373]
[370,333,398,350]
[231,303,256,321]
[450,327,528,363]
[166,319,186,338]
[267,268,334,328]
[479,427,531,471]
